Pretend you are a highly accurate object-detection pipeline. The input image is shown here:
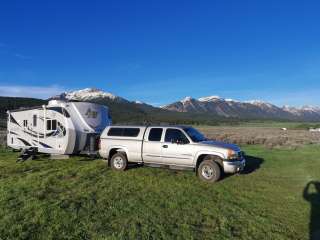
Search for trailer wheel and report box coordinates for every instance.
[110,152,128,171]
[197,160,221,183]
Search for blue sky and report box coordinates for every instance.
[0,0,320,107]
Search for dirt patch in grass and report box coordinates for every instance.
[199,126,320,149]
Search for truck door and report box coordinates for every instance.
[161,128,194,167]
[142,128,164,163]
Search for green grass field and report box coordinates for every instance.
[0,145,319,240]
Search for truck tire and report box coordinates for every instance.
[197,160,221,183]
[110,152,128,171]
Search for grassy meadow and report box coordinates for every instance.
[0,144,319,240]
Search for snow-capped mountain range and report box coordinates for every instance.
[52,88,320,121]
[52,88,151,107]
[161,96,320,121]
[54,88,128,102]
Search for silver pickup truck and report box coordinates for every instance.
[99,125,245,182]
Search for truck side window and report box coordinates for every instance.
[148,128,163,141]
[165,129,189,144]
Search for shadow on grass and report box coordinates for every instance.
[77,156,100,161]
[127,162,144,170]
[303,181,320,240]
[221,155,263,181]
[241,155,264,175]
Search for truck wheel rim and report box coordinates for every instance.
[114,156,124,169]
[202,165,214,179]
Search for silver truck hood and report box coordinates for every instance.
[199,140,240,152]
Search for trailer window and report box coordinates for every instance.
[52,120,57,130]
[148,128,163,141]
[47,120,51,130]
[23,120,28,127]
[33,115,37,127]
[47,119,57,130]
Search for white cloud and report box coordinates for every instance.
[14,53,32,60]
[0,85,66,99]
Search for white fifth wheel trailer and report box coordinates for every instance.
[7,100,111,156]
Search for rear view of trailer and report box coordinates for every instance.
[7,100,111,156]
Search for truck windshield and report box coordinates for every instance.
[183,127,207,142]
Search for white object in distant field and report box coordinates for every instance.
[281,128,287,131]
[309,128,320,132]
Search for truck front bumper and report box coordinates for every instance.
[223,158,246,173]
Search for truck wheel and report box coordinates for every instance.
[110,153,128,171]
[197,160,221,183]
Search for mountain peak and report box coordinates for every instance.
[301,105,320,112]
[181,96,194,103]
[134,100,144,104]
[246,100,274,107]
[64,88,119,101]
[198,96,221,102]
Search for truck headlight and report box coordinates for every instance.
[227,149,238,160]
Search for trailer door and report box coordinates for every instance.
[31,111,39,147]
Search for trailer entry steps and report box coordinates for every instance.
[17,148,37,162]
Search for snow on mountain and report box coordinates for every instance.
[283,105,320,115]
[300,105,320,112]
[53,88,128,102]
[198,96,221,102]
[225,98,238,102]
[246,100,274,108]
[282,105,301,115]
[65,88,118,100]
[181,96,194,103]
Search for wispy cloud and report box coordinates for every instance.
[14,53,32,60]
[0,85,66,99]
[0,42,32,60]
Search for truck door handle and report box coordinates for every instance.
[162,145,168,148]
